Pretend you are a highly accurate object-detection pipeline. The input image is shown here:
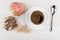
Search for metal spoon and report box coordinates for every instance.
[50,5,56,31]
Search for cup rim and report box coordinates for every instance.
[29,10,45,25]
[28,7,47,26]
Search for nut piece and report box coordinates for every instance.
[25,29,30,33]
[18,28,23,32]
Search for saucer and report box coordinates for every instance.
[25,7,51,30]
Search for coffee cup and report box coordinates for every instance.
[25,7,51,30]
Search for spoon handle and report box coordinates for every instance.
[50,14,53,31]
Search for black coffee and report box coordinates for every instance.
[31,11,44,25]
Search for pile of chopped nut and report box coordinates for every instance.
[18,25,30,33]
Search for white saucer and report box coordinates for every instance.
[25,7,51,30]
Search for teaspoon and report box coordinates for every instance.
[50,5,56,31]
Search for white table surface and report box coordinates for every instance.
[0,0,60,40]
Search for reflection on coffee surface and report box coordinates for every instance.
[31,11,44,25]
